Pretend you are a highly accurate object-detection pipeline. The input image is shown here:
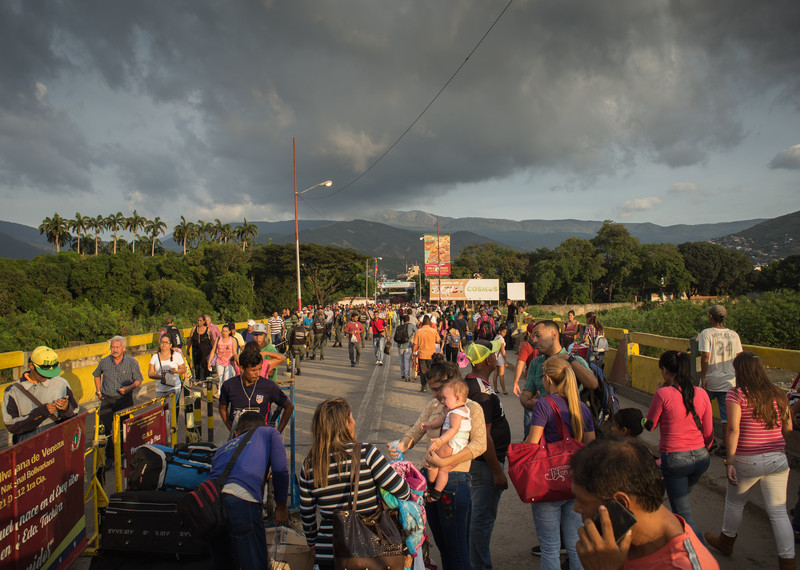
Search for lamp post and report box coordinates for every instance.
[374,257,383,305]
[293,139,332,313]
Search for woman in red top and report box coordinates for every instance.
[645,350,713,543]
[705,352,795,568]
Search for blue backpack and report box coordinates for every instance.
[128,443,216,491]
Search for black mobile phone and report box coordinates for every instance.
[593,499,637,543]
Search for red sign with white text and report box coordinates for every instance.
[0,413,87,570]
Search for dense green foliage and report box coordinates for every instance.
[596,293,800,350]
[449,221,772,304]
[0,243,369,352]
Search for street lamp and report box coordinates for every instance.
[365,257,382,307]
[293,140,332,313]
[374,257,383,305]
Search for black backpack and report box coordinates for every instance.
[394,323,410,345]
[313,318,326,334]
[164,325,182,348]
[478,318,494,339]
[580,362,620,436]
[292,326,307,346]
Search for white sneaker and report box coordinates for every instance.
[378,361,383,366]
[375,360,381,365]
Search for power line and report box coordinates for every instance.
[318,0,515,200]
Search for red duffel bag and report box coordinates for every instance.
[507,398,584,503]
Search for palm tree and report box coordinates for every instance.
[38,214,71,253]
[173,216,193,255]
[69,212,89,255]
[195,220,212,245]
[213,219,225,244]
[146,216,167,256]
[88,214,105,255]
[235,218,258,251]
[106,212,126,254]
[126,210,147,254]
[221,223,234,245]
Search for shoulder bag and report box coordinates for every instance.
[332,442,407,570]
[178,428,256,538]
[507,397,584,503]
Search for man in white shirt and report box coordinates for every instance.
[698,304,742,454]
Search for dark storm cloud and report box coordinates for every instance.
[1,0,798,211]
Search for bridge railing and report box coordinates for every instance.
[0,321,267,432]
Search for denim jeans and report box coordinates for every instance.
[660,446,710,542]
[424,469,471,570]
[210,494,267,570]
[348,341,361,365]
[469,460,505,570]
[374,335,386,363]
[215,364,234,384]
[707,390,729,424]
[399,347,412,377]
[523,407,532,440]
[531,499,583,570]
[722,452,794,558]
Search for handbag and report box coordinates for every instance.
[178,428,256,538]
[507,397,584,503]
[333,442,407,570]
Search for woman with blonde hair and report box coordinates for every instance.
[524,354,596,570]
[299,398,411,570]
[705,352,795,568]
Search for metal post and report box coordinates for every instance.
[293,138,302,313]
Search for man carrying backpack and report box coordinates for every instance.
[370,310,387,365]
[474,309,495,341]
[310,310,328,360]
[160,316,183,354]
[288,320,308,376]
[394,314,417,382]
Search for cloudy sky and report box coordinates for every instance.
[1,0,799,232]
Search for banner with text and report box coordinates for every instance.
[423,234,451,276]
[0,413,87,570]
[429,279,500,301]
[121,402,168,483]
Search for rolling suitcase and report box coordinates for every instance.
[101,490,210,556]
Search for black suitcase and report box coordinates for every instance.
[101,490,211,556]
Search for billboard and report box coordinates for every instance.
[507,282,526,301]
[423,234,450,276]
[0,414,88,570]
[429,279,500,301]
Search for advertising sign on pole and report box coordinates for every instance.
[507,282,526,301]
[0,413,88,570]
[423,234,451,276]
[429,279,500,301]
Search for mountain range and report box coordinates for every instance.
[6,210,791,277]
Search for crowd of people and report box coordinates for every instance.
[2,300,798,570]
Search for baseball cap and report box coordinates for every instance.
[707,304,727,320]
[30,346,62,378]
[252,322,268,334]
[247,319,256,326]
[465,339,502,365]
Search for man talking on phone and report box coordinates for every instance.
[571,438,718,570]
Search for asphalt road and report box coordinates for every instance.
[73,339,796,568]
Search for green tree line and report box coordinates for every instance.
[0,243,370,352]
[451,221,797,303]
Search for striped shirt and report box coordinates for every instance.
[728,388,786,455]
[299,442,411,562]
[268,316,284,335]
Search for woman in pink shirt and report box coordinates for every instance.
[645,350,713,543]
[705,352,794,568]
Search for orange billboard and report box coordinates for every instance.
[423,234,450,276]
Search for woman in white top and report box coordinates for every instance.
[493,324,508,395]
[148,334,187,421]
